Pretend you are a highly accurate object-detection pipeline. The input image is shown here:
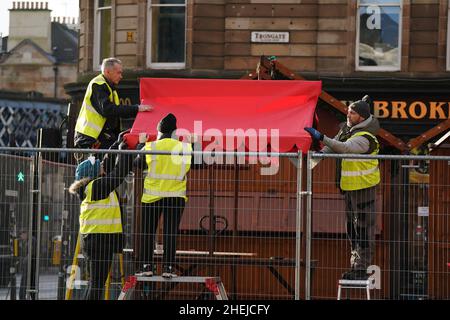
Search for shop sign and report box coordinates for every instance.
[341,99,450,120]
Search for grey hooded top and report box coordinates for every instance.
[321,115,380,154]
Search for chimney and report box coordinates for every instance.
[7,0,52,52]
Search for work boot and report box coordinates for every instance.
[162,265,177,279]
[136,264,154,277]
[341,269,368,280]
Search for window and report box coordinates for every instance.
[93,0,112,70]
[356,0,402,71]
[147,0,186,69]
[447,2,450,70]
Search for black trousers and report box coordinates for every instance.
[82,233,122,300]
[139,198,185,268]
[19,257,28,300]
[344,186,377,270]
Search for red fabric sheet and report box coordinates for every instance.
[127,78,321,153]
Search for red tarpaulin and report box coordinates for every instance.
[126,78,321,153]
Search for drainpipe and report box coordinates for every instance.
[53,65,58,98]
[52,46,58,98]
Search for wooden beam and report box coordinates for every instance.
[242,56,408,152]
[407,118,450,151]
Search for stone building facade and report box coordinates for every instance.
[75,0,448,76]
[0,1,78,99]
[66,0,450,143]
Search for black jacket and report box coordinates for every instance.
[74,76,139,149]
[78,148,134,250]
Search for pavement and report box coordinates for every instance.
[0,273,59,300]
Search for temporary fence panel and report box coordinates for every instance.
[428,158,450,299]
[0,153,33,299]
[307,152,450,300]
[131,151,303,300]
[0,148,304,300]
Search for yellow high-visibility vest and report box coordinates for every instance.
[142,138,192,204]
[340,131,380,191]
[79,180,122,234]
[75,74,120,139]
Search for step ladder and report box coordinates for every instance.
[118,275,228,300]
[337,279,375,300]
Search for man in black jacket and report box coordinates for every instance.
[74,57,152,151]
[69,139,136,300]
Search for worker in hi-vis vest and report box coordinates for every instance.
[74,57,152,151]
[134,113,192,279]
[69,138,136,300]
[305,95,380,281]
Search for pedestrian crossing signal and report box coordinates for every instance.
[17,171,25,182]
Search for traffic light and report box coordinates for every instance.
[43,215,49,222]
[17,171,25,182]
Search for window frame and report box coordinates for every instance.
[356,0,403,72]
[146,0,187,69]
[447,2,450,71]
[93,0,112,71]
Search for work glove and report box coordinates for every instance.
[304,127,324,141]
[138,132,148,144]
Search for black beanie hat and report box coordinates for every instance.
[157,113,177,134]
[349,95,372,119]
